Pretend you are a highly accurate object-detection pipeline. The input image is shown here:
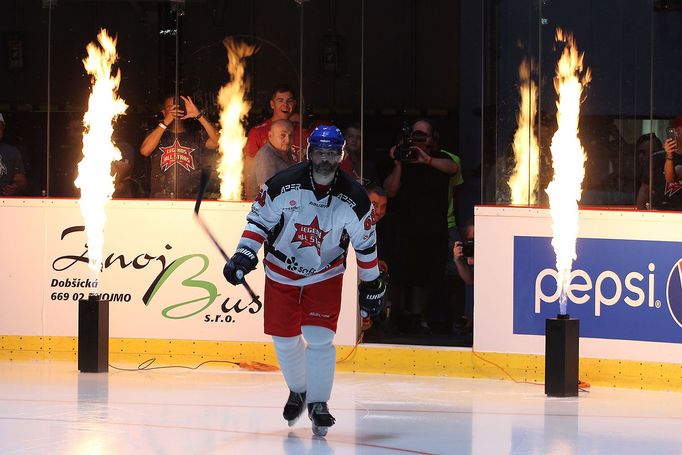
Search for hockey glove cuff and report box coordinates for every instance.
[358,277,386,318]
[223,246,259,286]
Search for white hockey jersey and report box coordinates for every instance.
[237,162,380,286]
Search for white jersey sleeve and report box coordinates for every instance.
[237,184,282,253]
[345,200,380,283]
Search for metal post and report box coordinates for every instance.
[545,314,579,397]
[78,295,109,373]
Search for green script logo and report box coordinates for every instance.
[53,226,262,319]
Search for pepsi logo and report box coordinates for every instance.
[666,259,682,329]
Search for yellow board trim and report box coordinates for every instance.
[1,336,681,392]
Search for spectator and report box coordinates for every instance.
[361,183,389,334]
[339,123,378,185]
[49,116,83,197]
[438,134,466,332]
[581,119,629,205]
[139,95,219,199]
[365,183,388,272]
[659,114,682,210]
[247,119,296,200]
[112,138,145,198]
[634,133,664,210]
[0,113,28,196]
[382,119,459,334]
[453,219,474,339]
[243,84,308,198]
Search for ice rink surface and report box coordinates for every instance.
[1,359,681,454]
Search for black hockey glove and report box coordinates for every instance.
[223,247,258,286]
[358,277,386,318]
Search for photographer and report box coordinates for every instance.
[384,121,459,197]
[453,219,474,336]
[382,119,459,334]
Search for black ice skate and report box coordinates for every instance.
[283,391,306,427]
[307,402,336,437]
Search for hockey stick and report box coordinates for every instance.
[193,170,262,305]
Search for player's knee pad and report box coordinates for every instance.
[301,325,334,348]
[273,335,304,351]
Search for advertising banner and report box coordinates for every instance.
[514,236,682,344]
[474,206,682,363]
[0,199,359,345]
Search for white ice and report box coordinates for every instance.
[1,360,681,454]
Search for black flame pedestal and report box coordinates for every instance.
[545,314,579,397]
[78,294,109,373]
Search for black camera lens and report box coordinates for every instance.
[462,240,474,258]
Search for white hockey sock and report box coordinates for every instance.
[272,335,306,394]
[301,325,336,403]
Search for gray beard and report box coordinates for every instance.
[312,161,338,184]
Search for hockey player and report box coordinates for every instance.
[223,125,386,437]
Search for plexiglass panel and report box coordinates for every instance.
[482,0,680,210]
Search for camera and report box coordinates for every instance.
[173,97,185,117]
[396,124,418,162]
[667,127,678,144]
[462,240,474,258]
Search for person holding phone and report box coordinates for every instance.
[659,114,682,210]
[140,94,219,199]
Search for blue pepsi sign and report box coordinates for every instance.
[513,236,682,343]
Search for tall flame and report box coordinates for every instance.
[545,29,591,314]
[509,58,540,205]
[74,29,127,280]
[217,38,257,200]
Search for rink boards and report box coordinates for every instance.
[0,198,360,345]
[3,199,682,390]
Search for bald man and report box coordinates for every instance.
[248,119,296,199]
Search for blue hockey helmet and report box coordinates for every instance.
[307,125,345,159]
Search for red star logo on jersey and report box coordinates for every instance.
[292,216,329,255]
[665,181,682,197]
[159,138,196,172]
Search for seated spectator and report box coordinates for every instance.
[0,113,28,196]
[248,119,296,200]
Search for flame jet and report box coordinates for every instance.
[74,29,127,282]
[545,29,592,315]
[217,38,258,200]
[509,57,540,205]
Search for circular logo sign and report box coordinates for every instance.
[666,260,682,329]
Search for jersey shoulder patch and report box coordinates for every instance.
[332,170,372,220]
[264,162,310,197]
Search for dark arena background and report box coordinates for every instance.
[1,1,682,453]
